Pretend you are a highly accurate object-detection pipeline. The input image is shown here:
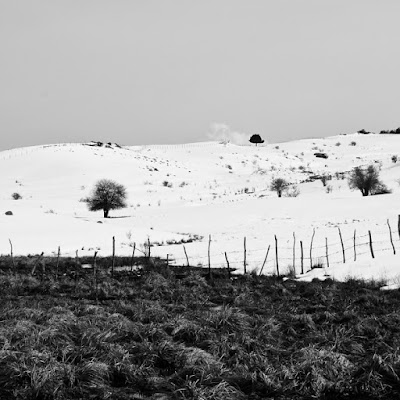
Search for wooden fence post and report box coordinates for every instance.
[310,228,316,270]
[93,250,98,293]
[183,245,189,266]
[147,237,151,259]
[8,239,15,274]
[208,235,211,277]
[56,246,60,280]
[387,219,396,255]
[338,227,345,263]
[74,250,79,287]
[130,242,136,272]
[259,245,271,276]
[166,254,169,268]
[353,229,356,262]
[300,241,304,274]
[224,252,231,278]
[292,232,296,273]
[398,215,400,240]
[369,230,375,259]
[243,237,247,274]
[111,236,115,277]
[275,235,279,277]
[325,237,329,268]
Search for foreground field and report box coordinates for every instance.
[1,257,400,399]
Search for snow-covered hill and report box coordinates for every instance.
[1,133,400,287]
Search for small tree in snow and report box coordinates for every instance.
[348,165,382,196]
[85,179,127,218]
[249,134,265,146]
[270,178,289,197]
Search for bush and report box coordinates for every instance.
[392,155,398,163]
[350,141,357,146]
[11,193,22,200]
[285,185,300,197]
[348,165,384,196]
[85,179,127,218]
[270,178,290,197]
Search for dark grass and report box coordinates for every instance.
[1,256,400,399]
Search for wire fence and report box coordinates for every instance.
[154,216,400,276]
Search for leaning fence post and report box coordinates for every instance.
[259,245,271,276]
[368,230,375,259]
[387,219,396,255]
[8,239,15,274]
[338,227,345,263]
[310,228,316,270]
[183,245,189,266]
[224,252,231,278]
[275,235,279,277]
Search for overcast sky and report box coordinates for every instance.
[1,0,400,150]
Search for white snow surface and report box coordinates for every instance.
[1,134,400,288]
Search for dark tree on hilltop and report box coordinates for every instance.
[85,179,127,218]
[348,165,382,196]
[270,178,289,197]
[249,134,265,146]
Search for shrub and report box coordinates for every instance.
[85,179,127,218]
[391,155,398,163]
[348,165,383,196]
[321,175,329,187]
[11,193,22,200]
[163,181,173,188]
[350,141,357,146]
[270,178,290,197]
[285,185,300,197]
[335,142,341,146]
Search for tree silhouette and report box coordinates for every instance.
[348,165,382,196]
[249,134,265,146]
[270,178,289,197]
[85,179,127,218]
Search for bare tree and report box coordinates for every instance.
[348,165,382,196]
[85,179,127,218]
[270,178,289,197]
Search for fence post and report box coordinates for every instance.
[338,227,345,263]
[130,242,136,272]
[259,245,271,276]
[310,228,316,270]
[111,236,115,277]
[208,235,212,278]
[243,237,247,274]
[224,252,231,278]
[292,232,296,274]
[325,237,329,268]
[183,245,189,266]
[8,239,15,274]
[387,219,396,255]
[300,241,304,274]
[353,229,356,262]
[398,215,400,240]
[275,235,279,277]
[368,230,375,259]
[56,246,60,280]
[93,250,98,299]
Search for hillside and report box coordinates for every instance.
[1,133,400,286]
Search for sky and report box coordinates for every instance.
[1,0,400,150]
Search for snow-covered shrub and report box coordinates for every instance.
[11,192,22,200]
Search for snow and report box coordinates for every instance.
[1,134,400,288]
